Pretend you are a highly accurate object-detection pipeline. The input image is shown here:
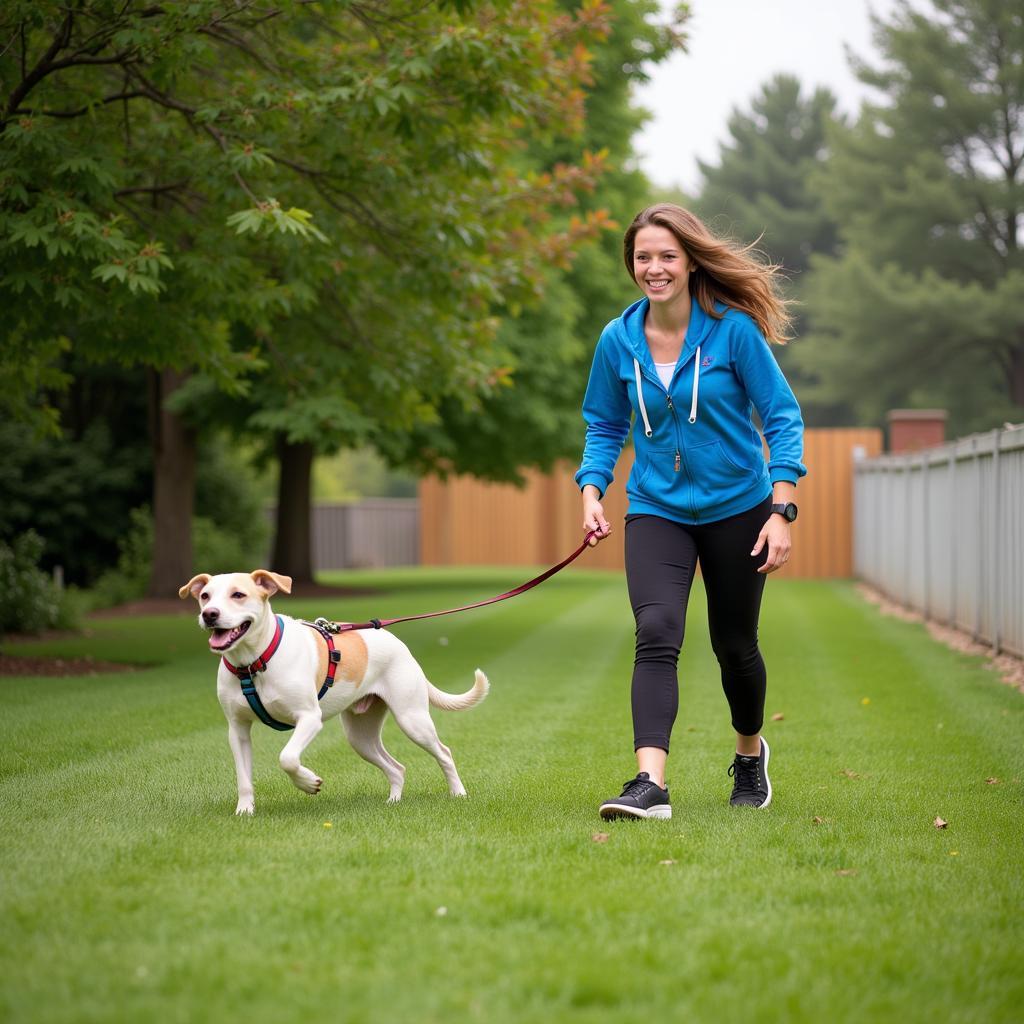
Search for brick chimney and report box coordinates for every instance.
[886,409,947,453]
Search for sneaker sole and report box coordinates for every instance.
[759,737,772,809]
[599,802,672,821]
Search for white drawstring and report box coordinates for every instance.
[633,358,653,437]
[688,345,700,424]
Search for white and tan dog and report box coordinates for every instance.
[179,569,489,815]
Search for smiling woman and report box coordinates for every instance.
[575,202,806,821]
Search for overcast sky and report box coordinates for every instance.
[633,0,904,193]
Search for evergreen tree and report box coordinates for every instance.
[695,74,838,278]
[693,73,847,425]
[797,0,1024,434]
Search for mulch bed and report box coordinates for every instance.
[857,584,1024,694]
[0,654,139,678]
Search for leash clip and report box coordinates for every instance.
[313,616,341,634]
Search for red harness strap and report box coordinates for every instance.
[221,614,285,681]
[301,619,341,699]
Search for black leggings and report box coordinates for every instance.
[624,499,772,752]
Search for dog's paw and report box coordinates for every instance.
[386,794,402,804]
[235,800,255,816]
[291,768,322,795]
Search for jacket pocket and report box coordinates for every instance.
[631,446,677,498]
[685,440,759,505]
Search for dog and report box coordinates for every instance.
[178,569,489,815]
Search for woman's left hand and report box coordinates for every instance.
[751,515,792,574]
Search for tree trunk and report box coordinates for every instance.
[147,368,196,598]
[1010,343,1024,408]
[271,435,315,584]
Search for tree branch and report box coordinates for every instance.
[115,181,191,197]
[3,11,74,124]
[198,24,280,74]
[0,27,19,61]
[16,90,149,119]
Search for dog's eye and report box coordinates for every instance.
[232,591,245,599]
[200,593,208,602]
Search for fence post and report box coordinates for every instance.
[921,452,930,621]
[992,428,1001,655]
[974,436,983,642]
[948,447,957,631]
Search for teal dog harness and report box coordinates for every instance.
[221,616,340,731]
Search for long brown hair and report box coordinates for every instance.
[623,204,793,344]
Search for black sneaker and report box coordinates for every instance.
[599,772,672,820]
[728,738,772,808]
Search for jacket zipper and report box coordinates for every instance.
[637,361,699,522]
[665,393,700,521]
[666,394,681,472]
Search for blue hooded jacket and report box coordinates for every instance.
[575,296,806,524]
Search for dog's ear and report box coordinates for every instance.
[178,574,211,601]
[250,569,293,597]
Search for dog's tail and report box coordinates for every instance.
[426,669,489,711]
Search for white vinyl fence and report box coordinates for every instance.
[853,425,1024,657]
[303,499,419,570]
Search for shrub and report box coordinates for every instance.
[0,531,79,637]
[89,507,270,609]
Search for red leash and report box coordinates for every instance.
[329,531,599,634]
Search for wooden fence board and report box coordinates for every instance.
[419,428,883,578]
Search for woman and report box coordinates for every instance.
[577,203,806,820]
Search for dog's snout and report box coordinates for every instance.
[202,608,220,626]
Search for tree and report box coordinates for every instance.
[373,0,690,481]
[1,1,618,589]
[796,0,1024,434]
[695,74,838,278]
[693,73,849,425]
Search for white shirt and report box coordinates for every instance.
[654,361,675,389]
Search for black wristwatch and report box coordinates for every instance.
[770,502,798,523]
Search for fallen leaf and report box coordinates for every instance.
[323,822,332,828]
[771,712,785,721]
[658,859,676,866]
[861,697,871,705]
[591,832,610,843]
[985,777,1000,785]
[934,817,948,829]
[840,769,860,779]
[835,868,858,876]
[812,816,825,825]
[949,851,959,856]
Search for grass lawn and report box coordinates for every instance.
[1,568,1022,1024]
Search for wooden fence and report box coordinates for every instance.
[419,428,883,578]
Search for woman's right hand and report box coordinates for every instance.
[582,485,611,546]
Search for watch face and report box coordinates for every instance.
[784,503,798,522]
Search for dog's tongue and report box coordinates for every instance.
[209,625,246,651]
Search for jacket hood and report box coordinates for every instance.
[616,296,722,370]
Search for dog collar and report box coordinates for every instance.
[222,615,285,680]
